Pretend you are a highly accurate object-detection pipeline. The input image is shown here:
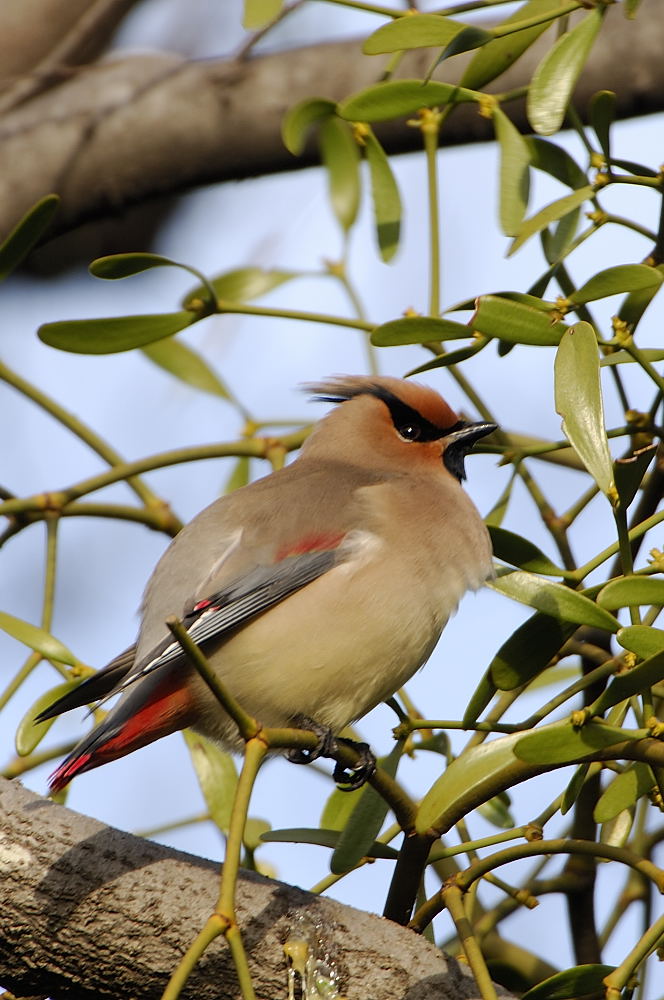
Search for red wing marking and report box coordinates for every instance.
[275,531,346,562]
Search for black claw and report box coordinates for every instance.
[286,715,337,765]
[333,739,376,791]
[286,717,376,790]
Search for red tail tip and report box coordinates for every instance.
[49,752,92,793]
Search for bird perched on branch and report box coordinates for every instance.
[39,375,496,792]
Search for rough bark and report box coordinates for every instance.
[0,778,488,1000]
[0,0,661,240]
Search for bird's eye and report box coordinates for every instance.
[397,423,422,442]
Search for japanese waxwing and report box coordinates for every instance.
[39,376,496,791]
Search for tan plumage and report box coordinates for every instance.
[41,376,496,789]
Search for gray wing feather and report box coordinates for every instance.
[108,548,340,699]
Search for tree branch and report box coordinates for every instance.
[0,1,662,239]
[0,778,489,1000]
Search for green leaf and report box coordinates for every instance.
[472,295,569,347]
[243,0,282,29]
[527,9,604,136]
[600,348,664,367]
[509,185,594,256]
[616,625,664,660]
[417,729,526,834]
[281,98,336,156]
[613,444,657,510]
[39,311,198,355]
[477,792,514,829]
[612,158,658,178]
[435,25,494,62]
[362,14,489,56]
[0,611,78,665]
[624,0,643,16]
[142,338,233,400]
[521,965,615,1000]
[489,612,577,691]
[185,266,297,308]
[243,817,271,851]
[617,268,664,331]
[260,827,398,859]
[544,208,581,265]
[569,264,663,305]
[493,108,530,236]
[485,474,515,528]
[526,137,588,189]
[372,315,470,347]
[561,762,590,815]
[330,740,404,874]
[320,785,363,832]
[460,0,561,90]
[590,90,616,164]
[407,338,489,375]
[555,322,615,500]
[488,571,620,633]
[89,252,189,280]
[595,762,653,823]
[462,671,497,727]
[364,129,401,261]
[183,730,238,834]
[600,806,634,848]
[590,650,664,717]
[0,195,59,282]
[337,80,478,123]
[597,577,664,610]
[319,117,360,232]
[489,526,565,576]
[514,721,632,765]
[15,681,81,756]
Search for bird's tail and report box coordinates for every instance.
[49,666,196,792]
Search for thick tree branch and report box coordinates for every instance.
[0,778,487,1000]
[0,1,661,240]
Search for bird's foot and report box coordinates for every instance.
[332,737,376,791]
[286,715,337,765]
[286,716,376,791]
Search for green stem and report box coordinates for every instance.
[605,214,657,243]
[166,618,259,741]
[135,811,210,839]
[428,826,532,863]
[42,517,58,631]
[422,111,442,317]
[457,839,664,894]
[217,739,268,915]
[440,884,499,1000]
[319,0,400,15]
[399,718,520,735]
[216,299,373,332]
[2,738,76,778]
[573,506,664,579]
[615,506,641,626]
[0,358,158,507]
[161,915,226,1000]
[0,431,310,517]
[604,911,664,996]
[516,660,617,729]
[490,1,582,38]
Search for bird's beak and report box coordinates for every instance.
[443,421,497,480]
[447,421,497,449]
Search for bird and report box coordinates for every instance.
[38,375,496,792]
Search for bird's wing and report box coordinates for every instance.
[34,643,138,722]
[96,543,346,703]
